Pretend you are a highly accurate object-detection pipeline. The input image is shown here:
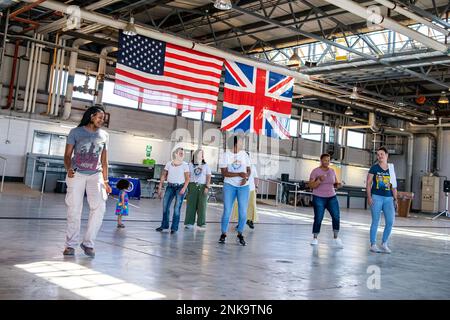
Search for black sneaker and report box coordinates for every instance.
[155,227,163,232]
[170,230,177,234]
[247,220,254,229]
[218,234,226,244]
[80,243,95,258]
[237,233,246,246]
[63,247,75,256]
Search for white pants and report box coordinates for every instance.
[65,172,107,249]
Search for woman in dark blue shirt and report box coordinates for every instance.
[366,147,398,254]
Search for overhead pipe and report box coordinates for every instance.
[4,40,20,109]
[298,86,425,122]
[9,0,46,34]
[53,39,66,116]
[95,46,117,105]
[300,80,428,119]
[321,0,449,54]
[4,33,117,61]
[22,33,36,112]
[49,37,62,115]
[31,34,44,113]
[0,8,10,101]
[46,33,59,114]
[22,0,310,82]
[372,0,449,36]
[26,33,41,112]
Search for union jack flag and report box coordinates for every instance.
[220,61,294,139]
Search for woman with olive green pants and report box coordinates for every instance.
[184,150,212,229]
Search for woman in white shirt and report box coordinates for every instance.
[184,149,212,230]
[155,146,190,234]
[218,136,251,246]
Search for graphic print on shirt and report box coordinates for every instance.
[73,138,103,171]
[375,174,391,191]
[231,159,242,170]
[194,165,203,176]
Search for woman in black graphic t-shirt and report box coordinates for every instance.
[366,147,398,254]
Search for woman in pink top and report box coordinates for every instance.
[308,153,343,248]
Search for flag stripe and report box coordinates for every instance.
[165,61,222,78]
[115,80,217,113]
[163,71,220,88]
[268,76,293,94]
[167,43,224,64]
[116,68,219,97]
[225,61,247,87]
[221,109,252,131]
[165,57,222,75]
[115,79,218,106]
[165,49,223,69]
[165,66,221,83]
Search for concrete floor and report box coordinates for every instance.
[0,183,449,300]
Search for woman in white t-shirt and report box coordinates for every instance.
[184,149,212,230]
[218,136,251,246]
[155,146,190,234]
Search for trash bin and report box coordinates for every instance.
[55,180,67,193]
[397,192,414,217]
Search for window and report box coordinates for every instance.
[289,119,298,137]
[301,122,324,141]
[32,131,67,156]
[181,111,213,122]
[102,80,138,109]
[347,130,365,149]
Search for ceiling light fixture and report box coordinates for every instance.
[214,0,232,10]
[349,86,359,100]
[123,16,137,36]
[438,91,449,104]
[345,106,354,115]
[428,109,437,121]
[287,48,301,68]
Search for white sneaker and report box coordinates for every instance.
[381,243,392,254]
[310,238,319,246]
[333,238,344,249]
[184,224,194,230]
[369,244,381,253]
[196,225,206,231]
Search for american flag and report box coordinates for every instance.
[114,32,224,114]
[220,61,294,139]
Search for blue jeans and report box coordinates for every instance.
[370,194,395,245]
[221,183,249,234]
[312,195,340,234]
[160,183,186,231]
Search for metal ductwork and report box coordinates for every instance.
[298,86,424,122]
[62,38,91,120]
[95,46,117,105]
[373,0,450,36]
[322,0,449,54]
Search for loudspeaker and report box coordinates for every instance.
[444,180,450,193]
